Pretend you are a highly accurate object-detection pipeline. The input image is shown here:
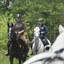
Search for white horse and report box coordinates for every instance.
[23,52,64,64]
[23,25,64,64]
[32,27,51,55]
[49,24,64,53]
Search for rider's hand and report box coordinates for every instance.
[15,31,17,34]
[18,30,24,35]
[41,32,44,34]
[18,32,21,35]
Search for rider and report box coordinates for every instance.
[30,18,49,55]
[5,14,29,57]
[37,18,49,45]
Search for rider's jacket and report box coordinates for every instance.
[13,20,26,35]
[37,24,48,39]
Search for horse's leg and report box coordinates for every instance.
[18,58,21,64]
[9,56,13,64]
[22,55,26,63]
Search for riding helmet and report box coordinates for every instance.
[39,18,43,22]
[16,14,22,18]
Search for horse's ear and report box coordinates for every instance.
[59,24,64,34]
[11,23,13,27]
[7,22,9,27]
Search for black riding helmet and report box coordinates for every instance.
[16,14,22,18]
[39,18,43,22]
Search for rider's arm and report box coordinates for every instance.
[43,26,48,34]
[41,25,48,34]
[22,22,26,32]
[18,22,26,34]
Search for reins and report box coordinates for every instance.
[35,39,42,54]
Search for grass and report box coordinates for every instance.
[0,47,33,64]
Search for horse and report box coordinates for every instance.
[49,24,64,53]
[23,52,64,64]
[23,25,64,64]
[7,23,28,64]
[32,27,51,55]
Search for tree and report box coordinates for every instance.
[0,0,64,49]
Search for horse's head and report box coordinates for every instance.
[7,23,15,40]
[34,27,40,39]
[49,25,64,53]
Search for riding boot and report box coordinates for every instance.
[44,37,49,45]
[5,48,9,56]
[5,46,9,56]
[5,41,10,56]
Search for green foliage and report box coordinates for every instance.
[0,12,15,49]
[0,0,64,49]
[11,0,64,43]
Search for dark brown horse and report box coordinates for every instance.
[7,23,29,64]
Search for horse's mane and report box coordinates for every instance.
[50,25,64,53]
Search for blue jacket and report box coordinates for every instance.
[37,24,48,39]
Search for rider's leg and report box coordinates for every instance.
[42,39,46,46]
[44,37,50,50]
[5,40,11,56]
[40,35,50,50]
[20,34,29,57]
[27,40,29,46]
[44,37,49,45]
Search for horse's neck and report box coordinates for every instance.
[12,35,18,46]
[12,35,16,42]
[35,38,42,47]
[12,39,17,45]
[35,39,39,45]
[34,38,42,51]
